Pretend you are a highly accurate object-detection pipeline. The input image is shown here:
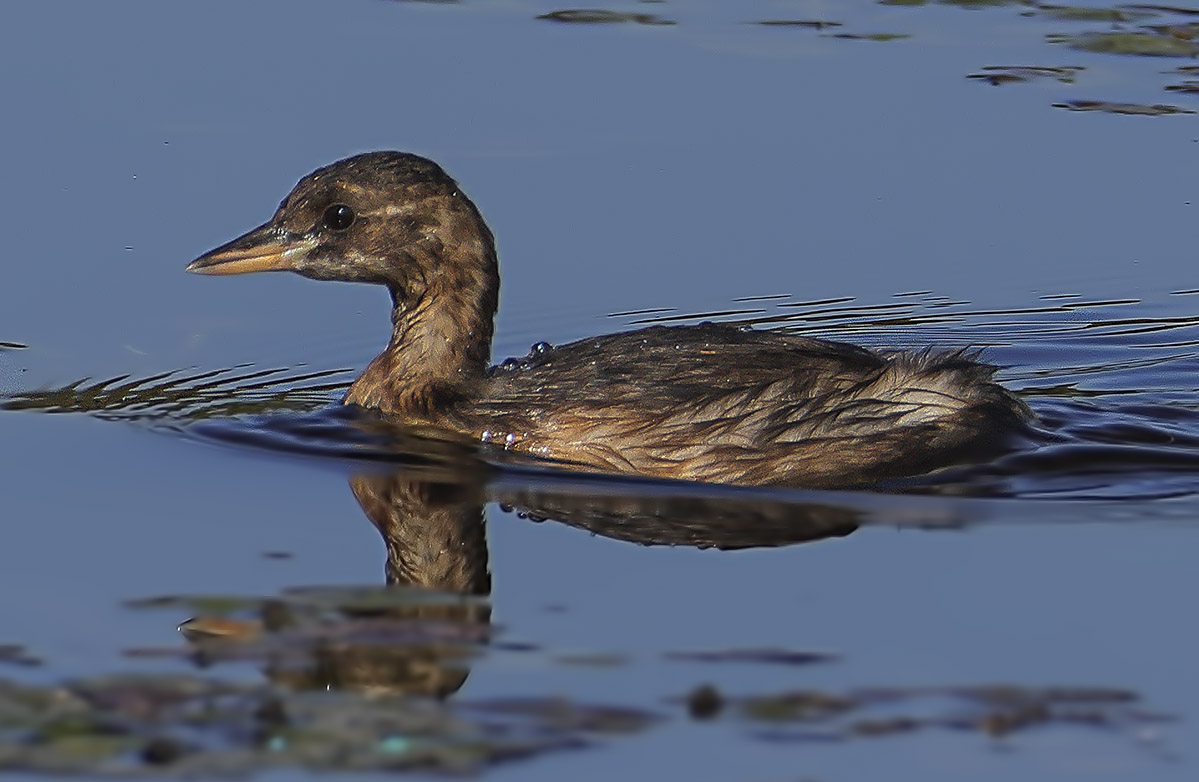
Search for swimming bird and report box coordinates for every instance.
[187,152,1030,488]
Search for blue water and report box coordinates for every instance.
[3,1,1199,778]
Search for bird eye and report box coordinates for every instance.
[322,204,355,231]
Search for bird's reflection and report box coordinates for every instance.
[263,473,493,698]
[181,417,873,699]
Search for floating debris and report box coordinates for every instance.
[665,648,836,666]
[1052,98,1196,114]
[126,584,492,698]
[0,644,41,668]
[753,20,842,29]
[554,652,631,668]
[0,674,594,776]
[967,65,1084,85]
[1050,30,1199,57]
[537,9,676,25]
[1164,79,1199,93]
[1033,5,1159,22]
[676,683,1171,745]
[686,684,725,720]
[464,697,662,734]
[830,32,910,42]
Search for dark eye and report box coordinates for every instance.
[322,204,355,231]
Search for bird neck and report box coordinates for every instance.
[345,242,499,416]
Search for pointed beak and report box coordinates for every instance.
[186,222,307,276]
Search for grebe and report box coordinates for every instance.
[188,152,1029,488]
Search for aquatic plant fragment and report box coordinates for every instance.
[537,9,675,25]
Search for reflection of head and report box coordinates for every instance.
[304,472,493,698]
[265,637,475,699]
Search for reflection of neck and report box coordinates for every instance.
[350,475,492,597]
[345,240,499,415]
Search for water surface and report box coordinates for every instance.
[2,0,1198,778]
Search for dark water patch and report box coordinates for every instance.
[1128,4,1199,16]
[665,648,836,666]
[0,645,42,669]
[753,20,843,29]
[879,1,1040,8]
[129,583,488,619]
[537,9,675,25]
[1050,30,1199,56]
[129,583,490,697]
[1052,97,1195,113]
[939,1,1030,7]
[552,652,630,667]
[1034,4,1159,22]
[967,65,1084,85]
[463,698,660,733]
[1165,78,1199,92]
[830,32,912,41]
[0,664,1138,777]
[365,0,1199,109]
[0,341,27,350]
[0,673,603,777]
[715,683,1171,747]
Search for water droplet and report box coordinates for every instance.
[504,432,516,448]
[480,430,492,443]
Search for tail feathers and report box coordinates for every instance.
[813,349,1028,434]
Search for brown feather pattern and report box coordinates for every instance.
[189,152,1032,488]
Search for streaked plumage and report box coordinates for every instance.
[188,152,1030,488]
